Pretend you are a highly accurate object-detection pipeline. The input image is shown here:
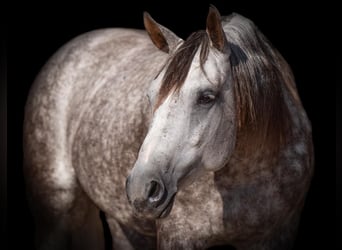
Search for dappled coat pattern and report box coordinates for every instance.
[23,6,313,250]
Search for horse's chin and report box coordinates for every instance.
[132,193,176,220]
[158,193,176,219]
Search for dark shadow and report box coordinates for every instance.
[229,42,247,67]
[100,211,112,250]
[207,245,236,250]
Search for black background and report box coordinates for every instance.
[7,1,337,249]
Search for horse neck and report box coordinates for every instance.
[219,81,311,186]
[219,135,279,186]
[220,100,290,185]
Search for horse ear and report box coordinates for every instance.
[143,12,183,53]
[206,5,227,51]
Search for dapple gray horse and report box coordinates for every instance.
[24,6,314,250]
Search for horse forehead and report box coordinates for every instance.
[186,49,227,87]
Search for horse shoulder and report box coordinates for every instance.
[23,28,155,208]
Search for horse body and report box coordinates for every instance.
[24,7,313,250]
[24,28,163,249]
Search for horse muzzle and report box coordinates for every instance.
[126,172,176,219]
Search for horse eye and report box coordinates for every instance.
[197,91,216,105]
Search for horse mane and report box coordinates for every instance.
[155,13,293,152]
[223,14,292,152]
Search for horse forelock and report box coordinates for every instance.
[154,30,209,110]
[225,14,293,153]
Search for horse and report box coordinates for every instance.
[23,6,314,250]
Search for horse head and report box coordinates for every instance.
[126,6,237,219]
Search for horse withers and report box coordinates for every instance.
[23,6,313,250]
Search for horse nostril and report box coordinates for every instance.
[148,181,161,201]
[147,180,165,206]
